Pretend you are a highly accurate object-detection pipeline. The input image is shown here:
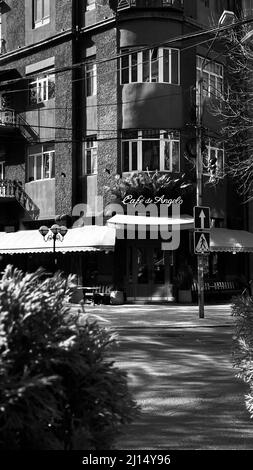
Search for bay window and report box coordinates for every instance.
[121,47,180,84]
[122,130,180,172]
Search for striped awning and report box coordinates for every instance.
[210,228,253,252]
[0,226,116,254]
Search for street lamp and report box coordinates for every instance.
[196,10,237,319]
[39,224,68,264]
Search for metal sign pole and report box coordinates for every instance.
[196,80,205,319]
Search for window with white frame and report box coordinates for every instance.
[122,130,180,172]
[33,0,50,28]
[29,71,55,104]
[196,56,223,102]
[85,0,96,11]
[82,138,98,175]
[27,144,55,181]
[85,59,97,97]
[203,140,224,177]
[121,47,180,85]
[0,161,4,179]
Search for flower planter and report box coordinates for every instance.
[178,289,192,303]
[110,290,124,305]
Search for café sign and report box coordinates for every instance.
[122,194,183,207]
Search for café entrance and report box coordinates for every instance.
[125,240,174,302]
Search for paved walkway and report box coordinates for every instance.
[70,302,253,449]
[70,302,234,329]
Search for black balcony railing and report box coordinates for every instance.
[0,108,39,142]
[117,0,184,10]
[0,179,40,220]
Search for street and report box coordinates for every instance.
[78,303,253,450]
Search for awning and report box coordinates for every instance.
[210,228,253,252]
[106,214,194,230]
[0,226,116,254]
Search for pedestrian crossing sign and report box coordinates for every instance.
[194,231,210,254]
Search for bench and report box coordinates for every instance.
[191,280,242,302]
[82,284,113,305]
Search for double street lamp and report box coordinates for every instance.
[39,224,68,264]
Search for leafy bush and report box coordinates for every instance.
[0,265,138,450]
[231,295,253,419]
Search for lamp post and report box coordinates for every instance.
[196,10,237,319]
[39,224,68,264]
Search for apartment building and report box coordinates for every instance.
[0,0,251,302]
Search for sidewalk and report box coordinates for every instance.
[71,302,253,450]
[70,302,234,330]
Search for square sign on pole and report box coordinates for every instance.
[194,206,210,230]
[194,231,210,254]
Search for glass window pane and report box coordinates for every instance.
[121,55,129,84]
[51,152,55,178]
[132,142,138,171]
[142,140,159,171]
[34,0,42,22]
[48,75,55,99]
[153,248,165,284]
[122,142,129,172]
[91,148,97,174]
[172,141,180,172]
[29,81,38,104]
[164,141,171,170]
[163,49,170,83]
[86,149,91,174]
[210,74,216,97]
[151,48,159,82]
[137,248,148,284]
[217,77,223,96]
[28,157,35,181]
[43,0,50,18]
[217,150,224,174]
[36,154,42,180]
[43,153,50,178]
[131,52,138,82]
[171,49,179,84]
[142,50,150,82]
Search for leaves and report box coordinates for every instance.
[105,171,193,200]
[0,265,138,449]
[232,295,253,419]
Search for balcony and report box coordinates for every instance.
[117,0,184,10]
[0,108,39,142]
[0,179,40,220]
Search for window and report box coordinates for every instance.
[29,71,55,104]
[122,130,180,172]
[196,56,223,102]
[121,47,180,85]
[27,144,55,181]
[33,0,50,28]
[82,138,97,175]
[85,0,95,11]
[203,140,224,178]
[0,161,4,179]
[85,60,97,97]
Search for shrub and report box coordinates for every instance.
[0,265,138,450]
[231,295,253,419]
